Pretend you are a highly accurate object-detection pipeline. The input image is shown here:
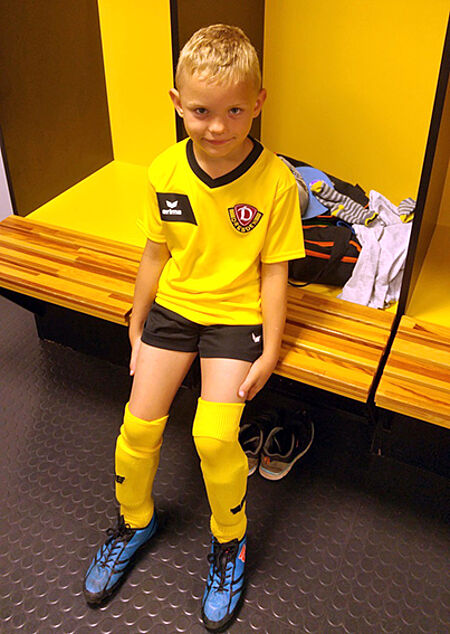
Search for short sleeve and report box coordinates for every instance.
[261,182,305,264]
[136,173,167,244]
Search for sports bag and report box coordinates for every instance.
[289,217,362,287]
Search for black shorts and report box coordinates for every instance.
[141,303,263,363]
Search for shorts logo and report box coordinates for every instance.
[228,204,263,233]
[251,332,261,343]
[238,543,246,563]
[157,193,197,225]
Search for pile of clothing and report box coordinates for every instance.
[281,156,415,309]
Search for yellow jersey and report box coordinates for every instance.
[137,138,304,325]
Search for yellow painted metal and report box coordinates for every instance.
[407,224,450,328]
[407,161,450,327]
[437,158,450,228]
[262,0,449,205]
[30,161,147,247]
[97,0,176,165]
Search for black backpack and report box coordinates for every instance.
[289,216,362,287]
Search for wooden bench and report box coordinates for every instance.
[375,315,450,428]
[278,286,394,402]
[0,214,394,403]
[0,215,140,324]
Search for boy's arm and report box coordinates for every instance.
[238,261,288,400]
[129,238,170,374]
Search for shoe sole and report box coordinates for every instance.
[201,583,246,633]
[259,423,314,481]
[83,518,158,606]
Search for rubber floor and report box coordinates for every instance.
[0,296,449,633]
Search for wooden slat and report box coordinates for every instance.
[283,323,382,366]
[287,286,393,327]
[0,215,142,261]
[0,224,140,280]
[381,356,450,393]
[0,244,61,276]
[285,307,389,347]
[376,377,450,429]
[276,346,376,401]
[0,262,131,323]
[376,315,450,428]
[275,288,394,401]
[0,216,138,324]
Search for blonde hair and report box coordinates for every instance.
[175,24,261,92]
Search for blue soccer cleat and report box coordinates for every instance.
[201,533,246,632]
[83,512,157,604]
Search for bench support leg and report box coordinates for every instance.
[0,288,46,316]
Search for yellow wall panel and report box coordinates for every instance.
[31,162,147,247]
[406,224,450,327]
[97,1,176,165]
[438,159,450,228]
[262,1,448,204]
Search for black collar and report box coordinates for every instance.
[186,137,263,188]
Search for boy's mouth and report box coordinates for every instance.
[204,138,231,146]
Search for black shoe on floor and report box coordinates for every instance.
[239,422,264,476]
[239,409,281,476]
[259,410,314,481]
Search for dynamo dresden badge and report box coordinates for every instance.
[228,204,263,233]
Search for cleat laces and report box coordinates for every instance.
[98,515,135,570]
[207,538,239,592]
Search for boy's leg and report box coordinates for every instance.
[193,358,250,630]
[116,343,197,527]
[129,341,197,421]
[194,358,250,542]
[84,343,196,604]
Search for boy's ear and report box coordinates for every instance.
[169,88,183,117]
[252,88,267,118]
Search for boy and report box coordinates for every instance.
[83,24,304,631]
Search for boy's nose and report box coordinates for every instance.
[209,117,226,135]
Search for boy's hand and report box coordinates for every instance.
[238,354,278,401]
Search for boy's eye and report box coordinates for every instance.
[230,107,242,115]
[195,108,208,115]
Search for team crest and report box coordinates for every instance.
[228,204,263,233]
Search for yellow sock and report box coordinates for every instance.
[193,398,247,543]
[115,403,168,528]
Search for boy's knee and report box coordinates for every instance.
[193,435,224,465]
[119,402,168,453]
[192,398,245,462]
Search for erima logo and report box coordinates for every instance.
[162,200,182,216]
[251,332,261,343]
[156,193,197,225]
[115,475,125,484]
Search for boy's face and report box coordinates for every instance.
[170,74,266,166]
